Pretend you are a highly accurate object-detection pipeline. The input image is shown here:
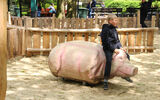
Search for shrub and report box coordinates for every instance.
[105,0,141,12]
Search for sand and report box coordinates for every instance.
[6,33,160,100]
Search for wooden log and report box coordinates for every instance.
[17,29,23,56]
[75,18,80,29]
[48,18,52,29]
[18,18,23,26]
[67,18,71,28]
[90,18,93,29]
[90,32,97,42]
[44,18,48,28]
[75,33,83,40]
[52,15,55,28]
[11,16,14,25]
[118,17,122,28]
[119,32,127,47]
[67,32,73,41]
[71,18,76,29]
[61,17,65,29]
[14,17,18,26]
[27,48,51,51]
[84,19,89,41]
[32,18,40,55]
[122,17,128,28]
[21,27,158,34]
[151,16,156,27]
[7,29,15,58]
[85,18,90,29]
[11,29,18,57]
[75,19,83,40]
[135,31,142,53]
[43,32,50,55]
[128,32,135,53]
[59,32,65,43]
[25,18,33,56]
[84,33,89,41]
[80,18,85,29]
[127,17,133,28]
[8,12,11,25]
[156,12,159,27]
[147,30,154,52]
[137,10,141,28]
[95,13,99,28]
[133,16,137,28]
[33,18,38,27]
[22,29,26,56]
[32,31,41,55]
[0,0,7,99]
[57,18,61,29]
[51,32,58,48]
[142,30,147,52]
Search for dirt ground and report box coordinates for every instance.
[6,33,160,100]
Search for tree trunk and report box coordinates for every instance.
[66,0,77,18]
[0,0,8,100]
[56,0,65,18]
[19,0,22,17]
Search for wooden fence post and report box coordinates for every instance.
[52,15,55,28]
[24,17,32,56]
[137,10,141,28]
[151,15,156,27]
[95,13,99,28]
[8,12,11,25]
[156,11,159,27]
[0,0,7,99]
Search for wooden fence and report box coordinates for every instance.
[9,12,157,29]
[7,25,158,58]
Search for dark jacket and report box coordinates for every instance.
[87,2,92,11]
[91,0,96,8]
[38,5,42,11]
[100,24,122,52]
[140,0,153,14]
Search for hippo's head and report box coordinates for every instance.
[110,50,138,78]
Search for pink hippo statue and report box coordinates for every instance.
[48,41,138,84]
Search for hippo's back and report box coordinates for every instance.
[48,41,106,84]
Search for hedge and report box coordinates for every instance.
[105,0,141,12]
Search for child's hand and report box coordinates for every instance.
[114,49,120,54]
[120,48,126,52]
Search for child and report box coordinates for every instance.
[48,3,56,14]
[100,14,133,90]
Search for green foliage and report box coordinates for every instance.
[105,0,141,12]
[152,1,160,7]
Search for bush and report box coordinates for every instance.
[152,1,160,8]
[105,0,141,12]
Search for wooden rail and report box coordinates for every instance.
[10,13,157,29]
[7,25,158,58]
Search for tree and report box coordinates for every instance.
[56,0,65,18]
[66,0,77,18]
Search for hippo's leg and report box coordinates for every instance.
[82,81,88,86]
[121,77,133,83]
[125,52,130,61]
[82,82,95,87]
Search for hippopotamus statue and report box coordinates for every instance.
[48,41,138,84]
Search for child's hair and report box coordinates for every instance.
[107,14,117,22]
